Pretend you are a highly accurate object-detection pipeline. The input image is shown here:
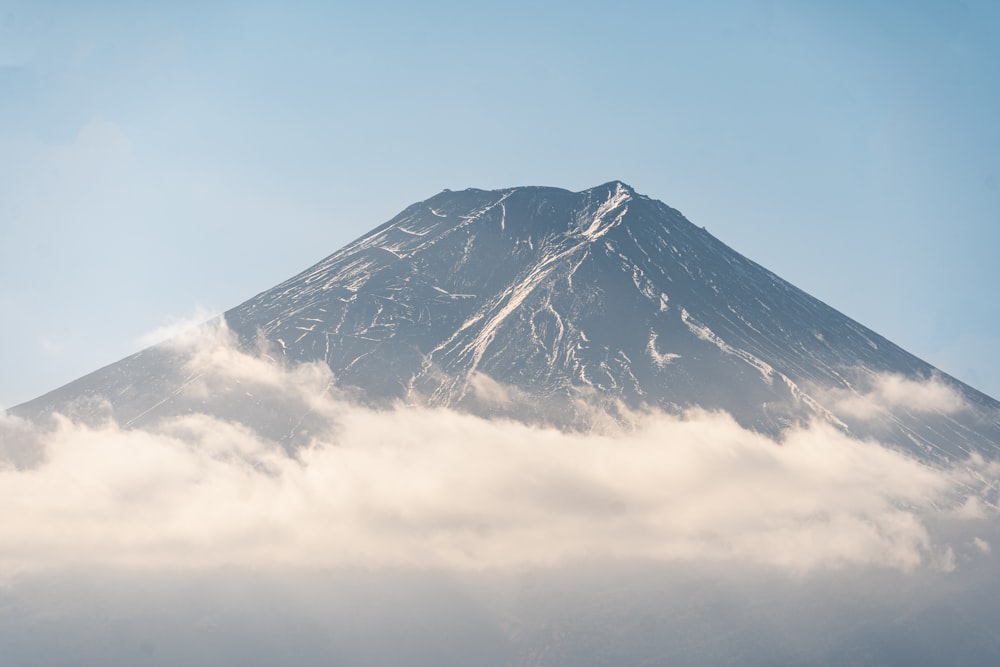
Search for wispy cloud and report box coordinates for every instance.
[821,372,969,421]
[135,305,221,348]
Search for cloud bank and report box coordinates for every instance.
[1,323,997,576]
[3,323,1000,666]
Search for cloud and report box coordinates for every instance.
[135,305,222,348]
[2,325,998,576]
[467,371,517,405]
[2,326,1000,667]
[821,372,969,421]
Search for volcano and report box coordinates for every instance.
[14,181,1000,462]
[7,181,1000,667]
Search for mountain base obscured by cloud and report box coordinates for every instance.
[1,323,999,665]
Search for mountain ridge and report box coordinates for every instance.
[12,182,1000,463]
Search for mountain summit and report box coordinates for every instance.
[15,182,1000,461]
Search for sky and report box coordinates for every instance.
[1,0,999,407]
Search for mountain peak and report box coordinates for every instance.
[433,181,638,205]
[588,180,636,195]
[15,181,1000,463]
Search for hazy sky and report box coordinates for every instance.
[1,0,998,407]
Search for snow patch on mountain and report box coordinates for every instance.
[647,331,681,368]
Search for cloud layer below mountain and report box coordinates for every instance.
[1,323,997,576]
[3,324,1000,665]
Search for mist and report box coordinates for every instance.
[2,324,999,665]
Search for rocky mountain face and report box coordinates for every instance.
[14,181,1000,462]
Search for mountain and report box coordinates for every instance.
[13,181,1000,462]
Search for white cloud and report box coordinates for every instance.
[135,305,222,347]
[822,372,968,421]
[467,371,517,405]
[2,327,998,577]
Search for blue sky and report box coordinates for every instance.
[1,0,998,406]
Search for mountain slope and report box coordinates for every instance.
[14,181,1000,462]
